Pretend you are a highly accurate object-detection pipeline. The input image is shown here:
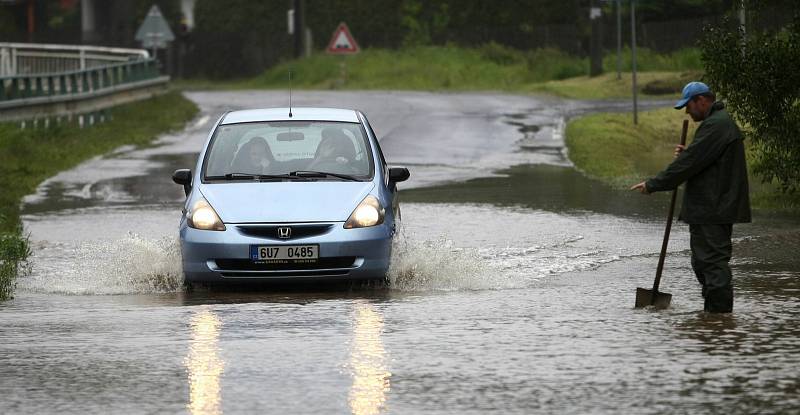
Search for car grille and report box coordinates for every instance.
[214,257,357,271]
[220,270,350,278]
[236,224,335,240]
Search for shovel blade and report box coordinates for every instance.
[635,287,672,309]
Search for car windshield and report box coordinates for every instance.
[203,121,373,180]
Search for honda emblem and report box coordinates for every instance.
[278,227,292,239]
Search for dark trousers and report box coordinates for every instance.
[689,224,734,313]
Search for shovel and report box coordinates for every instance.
[635,119,689,309]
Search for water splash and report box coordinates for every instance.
[17,203,635,295]
[19,233,183,295]
[387,226,620,292]
[387,235,506,292]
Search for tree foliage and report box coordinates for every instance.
[306,0,404,49]
[191,0,291,78]
[187,0,742,78]
[701,10,800,192]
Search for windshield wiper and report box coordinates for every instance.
[289,170,360,181]
[224,173,256,180]
[206,173,305,181]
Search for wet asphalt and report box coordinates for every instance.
[2,91,799,414]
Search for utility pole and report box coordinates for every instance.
[631,0,638,125]
[293,0,305,59]
[616,0,622,80]
[589,0,603,76]
[739,0,747,55]
[81,0,97,44]
[26,0,35,42]
[739,0,746,36]
[739,0,747,57]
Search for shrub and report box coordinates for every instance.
[525,48,586,81]
[641,70,702,95]
[0,231,29,300]
[701,14,800,192]
[479,42,526,65]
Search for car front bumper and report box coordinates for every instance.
[180,221,393,282]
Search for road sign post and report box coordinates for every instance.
[135,4,175,66]
[326,22,360,55]
[326,23,360,87]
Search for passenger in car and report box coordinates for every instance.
[231,136,276,174]
[307,128,356,171]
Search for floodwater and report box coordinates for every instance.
[2,91,799,414]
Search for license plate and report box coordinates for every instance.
[250,245,319,262]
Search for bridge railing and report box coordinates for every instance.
[0,43,168,124]
[0,58,160,102]
[0,42,149,77]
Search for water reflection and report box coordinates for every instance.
[349,302,391,415]
[675,312,744,353]
[401,164,671,218]
[186,308,224,415]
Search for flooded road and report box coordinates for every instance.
[2,91,799,414]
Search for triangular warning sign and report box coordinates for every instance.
[135,5,175,49]
[326,22,360,54]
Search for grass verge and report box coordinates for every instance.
[565,107,800,212]
[0,90,199,300]
[0,232,29,300]
[527,70,701,99]
[180,45,702,100]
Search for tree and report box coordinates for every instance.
[191,0,290,78]
[701,8,800,192]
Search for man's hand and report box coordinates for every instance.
[630,181,650,194]
[674,144,686,158]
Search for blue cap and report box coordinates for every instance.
[674,81,711,109]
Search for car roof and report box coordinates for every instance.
[220,107,360,125]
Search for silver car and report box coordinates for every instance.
[172,107,409,284]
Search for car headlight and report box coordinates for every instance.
[187,198,226,231]
[344,195,385,229]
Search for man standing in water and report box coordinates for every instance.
[631,81,751,313]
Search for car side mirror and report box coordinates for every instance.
[388,167,410,189]
[172,169,192,196]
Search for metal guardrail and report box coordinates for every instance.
[0,42,149,77]
[0,43,168,124]
[0,59,160,102]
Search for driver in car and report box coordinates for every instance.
[307,128,356,171]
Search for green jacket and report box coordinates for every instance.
[646,102,751,224]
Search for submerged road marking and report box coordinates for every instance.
[193,115,210,130]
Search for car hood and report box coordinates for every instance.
[200,181,376,223]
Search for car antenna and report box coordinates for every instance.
[288,68,293,118]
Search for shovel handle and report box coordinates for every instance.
[651,120,689,297]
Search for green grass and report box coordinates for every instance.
[529,47,702,98]
[180,45,703,100]
[601,46,702,72]
[565,107,800,212]
[527,70,701,99]
[0,91,199,300]
[246,46,540,90]
[0,232,29,300]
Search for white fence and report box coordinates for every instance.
[0,42,149,77]
[0,42,167,124]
